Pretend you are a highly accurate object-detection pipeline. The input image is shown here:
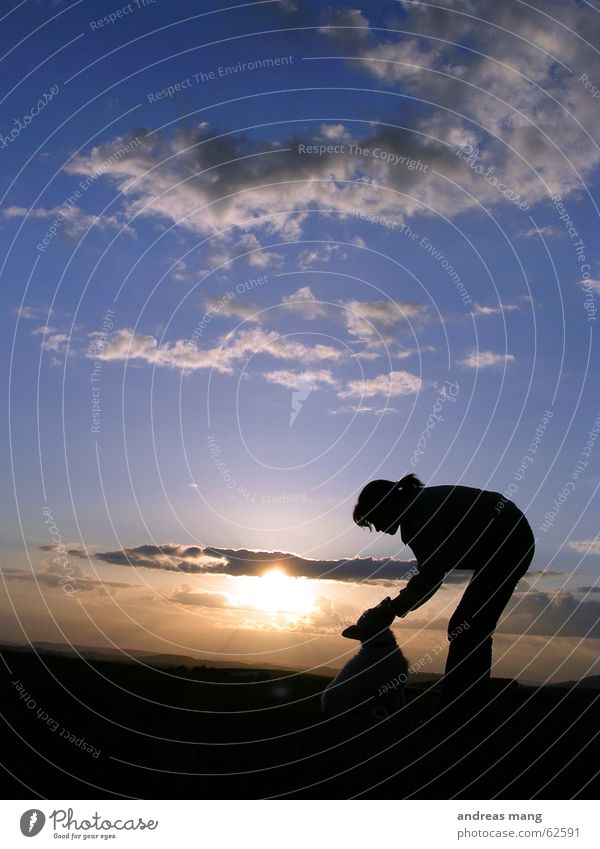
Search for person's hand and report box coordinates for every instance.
[342,597,396,640]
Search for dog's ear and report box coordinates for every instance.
[342,624,363,640]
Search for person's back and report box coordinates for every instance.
[400,484,523,572]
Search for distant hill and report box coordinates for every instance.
[550,675,600,690]
[5,640,599,689]
[1,640,336,676]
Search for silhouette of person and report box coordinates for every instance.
[351,474,535,717]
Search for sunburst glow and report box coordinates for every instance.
[232,568,316,615]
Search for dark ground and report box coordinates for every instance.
[2,646,599,799]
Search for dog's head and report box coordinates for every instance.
[341,624,398,650]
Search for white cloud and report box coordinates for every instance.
[350,349,381,361]
[263,368,339,389]
[203,296,261,323]
[14,305,45,320]
[329,404,397,415]
[342,299,429,346]
[321,1,600,207]
[318,123,353,143]
[60,114,470,256]
[170,259,191,281]
[89,327,343,374]
[578,278,600,294]
[458,349,515,368]
[338,369,423,398]
[235,233,284,269]
[42,333,70,353]
[569,539,600,556]
[280,286,329,318]
[318,8,370,49]
[2,203,126,239]
[518,225,561,239]
[297,243,345,270]
[473,303,519,315]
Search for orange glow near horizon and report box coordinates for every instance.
[231,568,316,615]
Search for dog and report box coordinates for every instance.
[321,623,409,724]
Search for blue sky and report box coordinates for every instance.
[1,0,599,681]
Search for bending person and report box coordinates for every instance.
[351,474,535,717]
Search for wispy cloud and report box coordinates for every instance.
[569,539,600,556]
[458,350,515,368]
[472,303,519,316]
[2,203,125,239]
[88,327,343,374]
[342,299,429,348]
[518,225,562,239]
[280,286,329,318]
[338,369,423,398]
[263,368,339,389]
[14,305,48,320]
[578,278,600,294]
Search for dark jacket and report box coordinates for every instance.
[393,485,522,617]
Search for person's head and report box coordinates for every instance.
[353,474,424,534]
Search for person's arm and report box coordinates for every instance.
[391,522,448,617]
[391,567,445,617]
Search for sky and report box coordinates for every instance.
[1,0,599,683]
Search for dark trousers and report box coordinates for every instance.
[441,510,535,713]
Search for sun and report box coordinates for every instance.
[232,568,315,615]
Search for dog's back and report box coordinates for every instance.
[322,629,408,720]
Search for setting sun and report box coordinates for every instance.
[232,568,316,615]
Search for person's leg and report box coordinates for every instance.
[441,516,535,716]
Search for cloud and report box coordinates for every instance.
[318,8,370,51]
[338,369,423,398]
[61,111,466,257]
[280,286,329,318]
[320,2,600,208]
[0,567,135,594]
[1,203,125,240]
[342,299,429,347]
[68,544,230,573]
[263,368,339,390]
[14,305,46,320]
[502,588,600,639]
[318,123,353,143]
[569,539,600,556]
[23,1,600,269]
[39,543,88,559]
[578,278,600,295]
[170,588,230,607]
[41,333,70,353]
[328,404,398,416]
[234,233,284,270]
[472,303,519,316]
[203,296,261,323]
[296,244,346,271]
[458,349,515,368]
[170,259,191,282]
[518,225,561,239]
[87,326,343,374]
[70,542,420,583]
